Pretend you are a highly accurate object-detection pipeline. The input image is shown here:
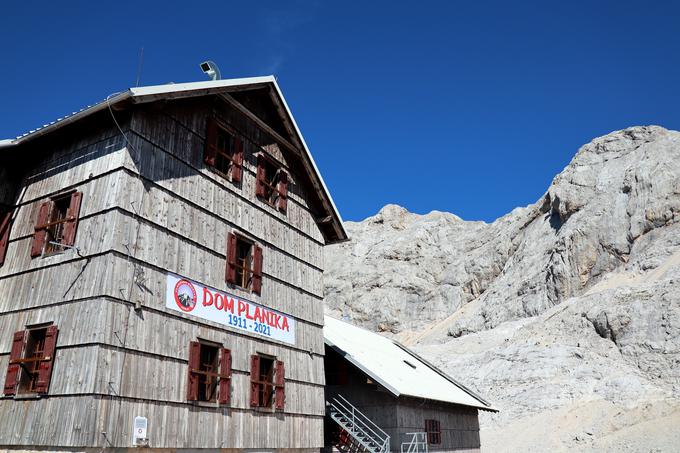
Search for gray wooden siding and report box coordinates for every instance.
[0,93,330,450]
[0,252,324,354]
[128,107,325,244]
[395,398,480,453]
[0,395,323,449]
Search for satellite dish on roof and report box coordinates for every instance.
[200,61,221,81]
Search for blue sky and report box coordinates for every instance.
[2,1,679,222]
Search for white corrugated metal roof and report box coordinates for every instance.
[324,315,497,412]
[0,76,347,242]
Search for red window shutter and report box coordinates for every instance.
[226,233,237,284]
[277,172,288,213]
[4,330,25,396]
[35,325,58,394]
[62,191,83,247]
[274,360,285,410]
[252,245,263,295]
[31,201,51,257]
[249,354,260,407]
[204,119,218,167]
[218,348,232,405]
[187,341,200,401]
[0,211,12,266]
[255,155,266,198]
[232,137,244,183]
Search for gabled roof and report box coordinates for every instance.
[324,315,498,412]
[0,76,347,243]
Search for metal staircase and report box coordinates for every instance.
[327,394,390,453]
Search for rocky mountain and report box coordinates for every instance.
[324,126,680,452]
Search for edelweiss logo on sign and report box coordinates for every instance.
[165,273,296,345]
[174,279,197,312]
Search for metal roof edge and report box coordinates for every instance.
[0,139,17,149]
[392,341,499,412]
[324,338,402,398]
[3,91,132,148]
[129,75,277,98]
[323,315,498,412]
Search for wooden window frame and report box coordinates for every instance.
[226,232,263,295]
[4,324,59,396]
[255,154,288,213]
[0,208,12,267]
[204,119,244,183]
[425,419,442,445]
[31,191,83,258]
[187,341,232,404]
[250,354,285,410]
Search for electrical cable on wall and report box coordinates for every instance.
[106,92,149,446]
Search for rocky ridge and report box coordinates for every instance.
[324,126,680,452]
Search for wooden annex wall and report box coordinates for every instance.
[0,92,328,451]
[325,347,481,453]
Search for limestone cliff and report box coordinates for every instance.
[325,126,680,452]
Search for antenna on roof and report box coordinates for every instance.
[135,47,144,87]
[199,60,221,81]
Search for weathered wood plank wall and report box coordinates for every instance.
[0,93,329,450]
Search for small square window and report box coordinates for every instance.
[250,354,285,409]
[214,130,235,175]
[235,238,253,289]
[18,328,48,394]
[4,324,59,396]
[257,356,275,407]
[0,209,12,267]
[187,342,232,404]
[197,343,219,403]
[204,120,243,183]
[226,233,263,295]
[425,419,442,445]
[44,195,71,255]
[31,191,82,258]
[256,155,288,213]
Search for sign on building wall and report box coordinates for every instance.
[165,273,296,345]
[132,416,148,446]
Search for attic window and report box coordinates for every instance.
[204,119,244,183]
[403,360,417,369]
[255,154,288,213]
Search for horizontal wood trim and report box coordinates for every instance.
[2,210,325,307]
[0,394,324,448]
[0,291,324,356]
[8,169,324,274]
[20,135,128,206]
[114,172,324,270]
[0,244,325,327]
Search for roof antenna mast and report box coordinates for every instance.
[199,61,221,81]
[135,47,144,87]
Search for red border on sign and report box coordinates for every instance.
[174,279,197,312]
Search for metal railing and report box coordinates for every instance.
[328,394,390,453]
[400,432,428,453]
